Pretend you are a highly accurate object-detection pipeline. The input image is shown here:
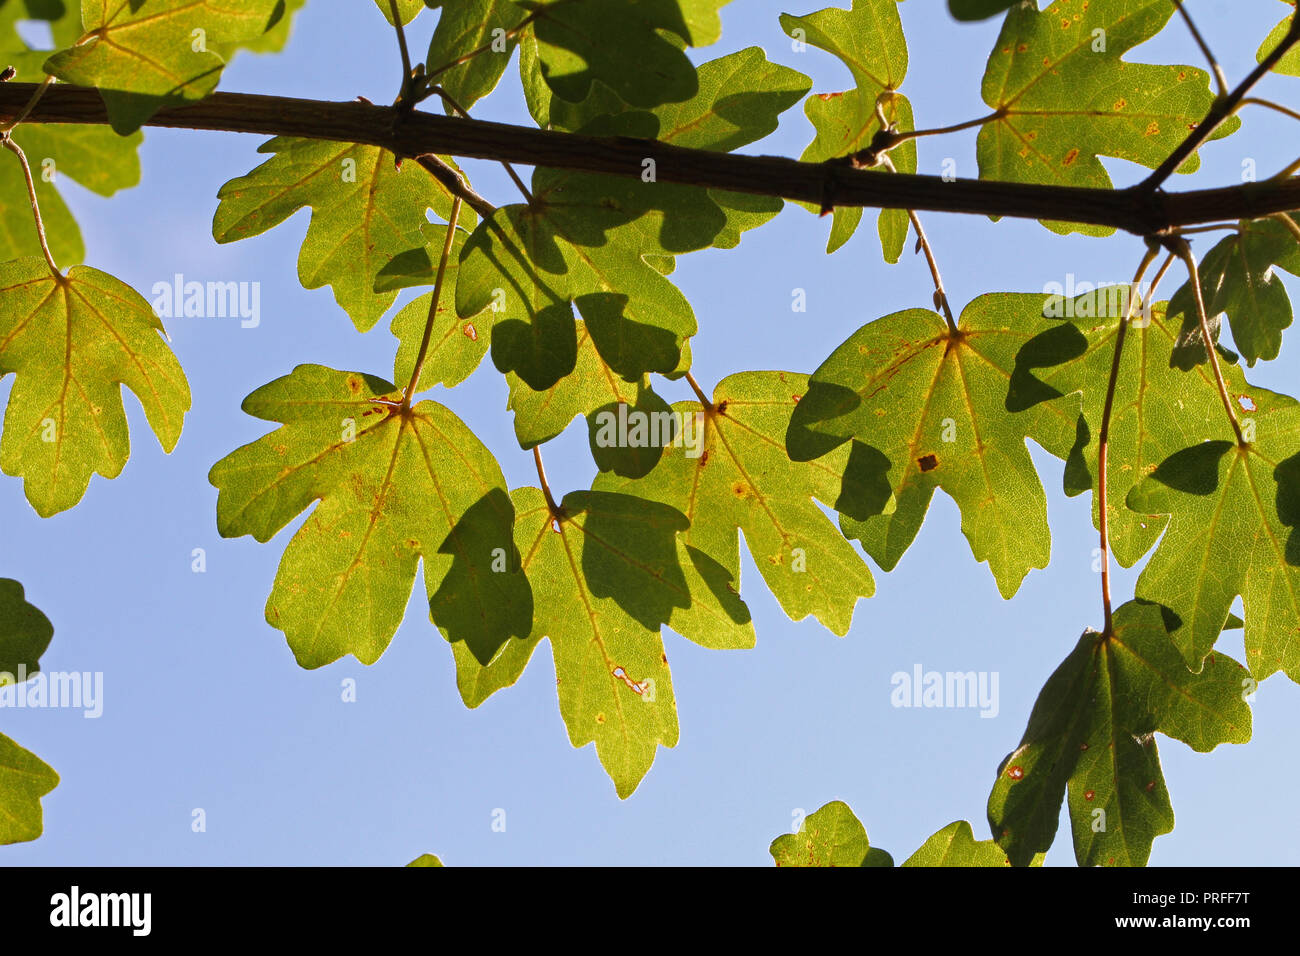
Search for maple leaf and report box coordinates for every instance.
[209,364,529,669]
[1127,390,1300,680]
[977,0,1236,235]
[780,0,916,259]
[0,259,190,517]
[600,371,878,635]
[45,0,287,133]
[213,138,471,331]
[988,601,1251,866]
[789,295,1080,598]
[769,800,893,867]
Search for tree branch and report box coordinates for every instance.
[2,84,1299,235]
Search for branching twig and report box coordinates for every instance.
[1142,11,1300,191]
[2,84,1300,233]
[415,153,496,220]
[429,85,534,205]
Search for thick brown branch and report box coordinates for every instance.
[2,84,1300,234]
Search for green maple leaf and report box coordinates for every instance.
[0,259,190,517]
[493,486,686,798]
[522,47,807,256]
[463,46,808,391]
[1127,392,1300,680]
[208,364,530,669]
[0,579,58,846]
[518,0,725,108]
[44,0,287,133]
[902,820,1017,866]
[598,371,877,635]
[406,852,445,866]
[425,0,529,111]
[977,0,1235,235]
[1167,218,1300,367]
[506,320,674,479]
[1257,3,1300,76]
[789,295,1079,599]
[769,800,893,866]
[779,0,916,259]
[988,601,1252,866]
[213,138,470,331]
[456,192,696,391]
[1011,300,1252,568]
[449,478,755,787]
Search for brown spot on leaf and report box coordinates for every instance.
[1062,148,1079,166]
[1008,765,1024,781]
[463,322,477,341]
[1084,789,1095,801]
[918,453,939,472]
[1145,121,1160,137]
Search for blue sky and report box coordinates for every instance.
[3,0,1299,866]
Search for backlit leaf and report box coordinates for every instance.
[1167,218,1300,366]
[213,138,471,331]
[0,258,190,517]
[977,0,1235,235]
[1127,392,1300,680]
[780,0,915,259]
[208,364,529,669]
[518,0,725,108]
[602,371,877,635]
[45,0,287,133]
[902,820,1014,867]
[789,295,1080,598]
[769,800,893,866]
[988,601,1251,866]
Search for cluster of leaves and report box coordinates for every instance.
[0,0,1297,866]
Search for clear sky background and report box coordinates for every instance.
[3,0,1299,866]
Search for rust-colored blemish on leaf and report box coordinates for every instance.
[918,453,938,472]
[463,322,477,341]
[1007,765,1024,781]
[1062,148,1079,166]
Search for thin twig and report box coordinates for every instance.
[414,153,496,220]
[533,446,560,516]
[388,0,415,108]
[1142,11,1300,191]
[882,154,958,333]
[1172,0,1229,97]
[1173,222,1241,236]
[1271,212,1300,244]
[2,134,59,277]
[1097,245,1160,637]
[430,85,533,204]
[1240,96,1300,125]
[683,371,713,410]
[1171,237,1246,445]
[403,195,462,405]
